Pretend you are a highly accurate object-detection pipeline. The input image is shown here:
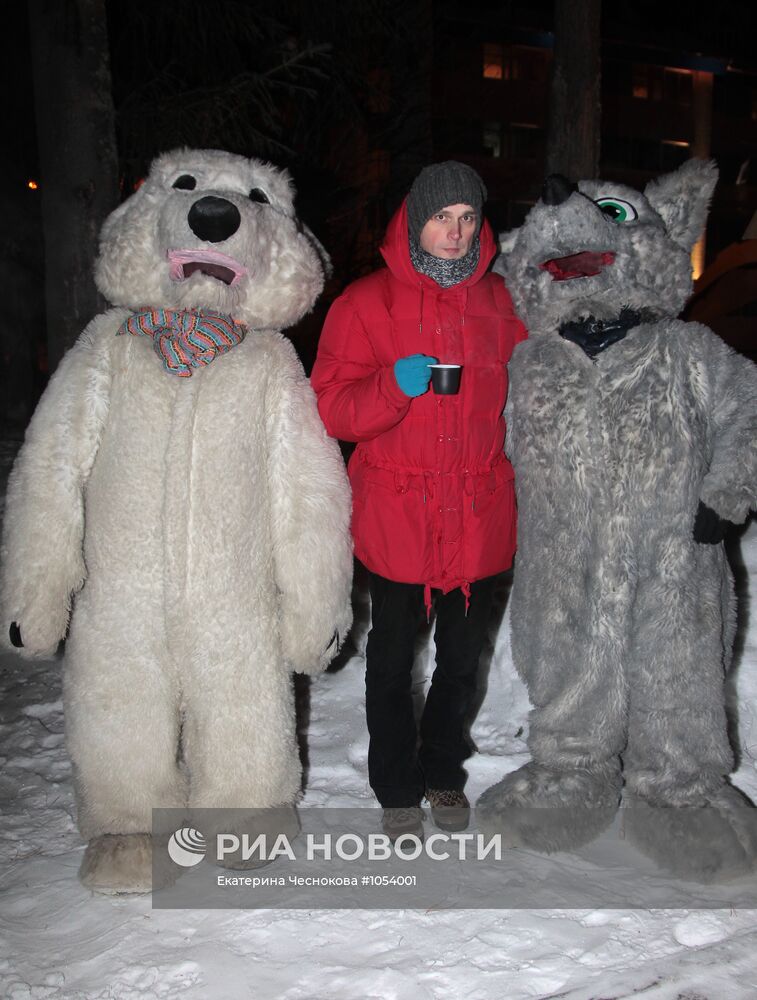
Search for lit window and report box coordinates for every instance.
[632,64,649,99]
[483,43,504,80]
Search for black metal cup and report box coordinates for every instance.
[430,364,462,395]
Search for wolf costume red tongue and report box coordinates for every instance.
[540,250,615,280]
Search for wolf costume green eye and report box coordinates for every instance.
[594,197,638,223]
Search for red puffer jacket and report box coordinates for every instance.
[311,200,527,605]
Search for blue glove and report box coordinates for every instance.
[394,354,437,397]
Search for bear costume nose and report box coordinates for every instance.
[187,196,241,243]
[541,174,578,206]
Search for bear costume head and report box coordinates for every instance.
[95,148,328,330]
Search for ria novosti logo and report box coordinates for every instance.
[167,827,207,867]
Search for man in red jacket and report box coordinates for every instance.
[311,162,526,838]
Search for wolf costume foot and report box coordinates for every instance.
[79,833,168,894]
[476,761,622,852]
[623,784,757,884]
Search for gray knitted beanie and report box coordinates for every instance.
[406,161,487,243]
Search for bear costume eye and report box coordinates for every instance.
[594,197,638,223]
[173,175,197,190]
[249,188,270,204]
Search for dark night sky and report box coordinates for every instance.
[6,2,757,201]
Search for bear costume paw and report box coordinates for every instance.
[78,833,172,894]
[207,805,301,870]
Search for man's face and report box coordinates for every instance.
[419,203,477,259]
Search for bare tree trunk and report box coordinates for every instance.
[546,0,602,181]
[28,0,119,372]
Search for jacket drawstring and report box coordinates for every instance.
[424,581,471,620]
[419,282,425,335]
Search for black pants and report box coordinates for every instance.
[365,571,497,808]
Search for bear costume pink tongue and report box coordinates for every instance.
[167,248,247,285]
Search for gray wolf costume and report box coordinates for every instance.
[478,160,757,880]
[1,149,353,892]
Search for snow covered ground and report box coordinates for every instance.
[2,427,757,999]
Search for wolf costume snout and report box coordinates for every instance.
[479,160,757,880]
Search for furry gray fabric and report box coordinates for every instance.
[478,160,757,878]
[0,149,353,893]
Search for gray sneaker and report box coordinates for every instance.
[425,789,470,832]
[382,806,425,842]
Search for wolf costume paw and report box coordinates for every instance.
[623,784,757,884]
[476,760,622,852]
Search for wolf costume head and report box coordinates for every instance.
[494,158,718,333]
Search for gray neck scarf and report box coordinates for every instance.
[409,238,480,288]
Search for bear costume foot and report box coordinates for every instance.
[210,805,301,871]
[476,760,622,852]
[623,784,757,884]
[79,833,165,894]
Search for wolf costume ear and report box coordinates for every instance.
[493,228,520,277]
[644,158,718,253]
[498,228,519,255]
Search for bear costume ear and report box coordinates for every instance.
[300,223,333,278]
[644,158,718,253]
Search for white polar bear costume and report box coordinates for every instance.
[0,149,353,892]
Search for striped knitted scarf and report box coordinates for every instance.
[117,308,247,377]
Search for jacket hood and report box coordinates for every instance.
[380,198,497,290]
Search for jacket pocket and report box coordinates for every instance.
[349,460,433,582]
[462,462,517,579]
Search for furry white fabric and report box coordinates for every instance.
[0,151,353,875]
[479,161,757,874]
